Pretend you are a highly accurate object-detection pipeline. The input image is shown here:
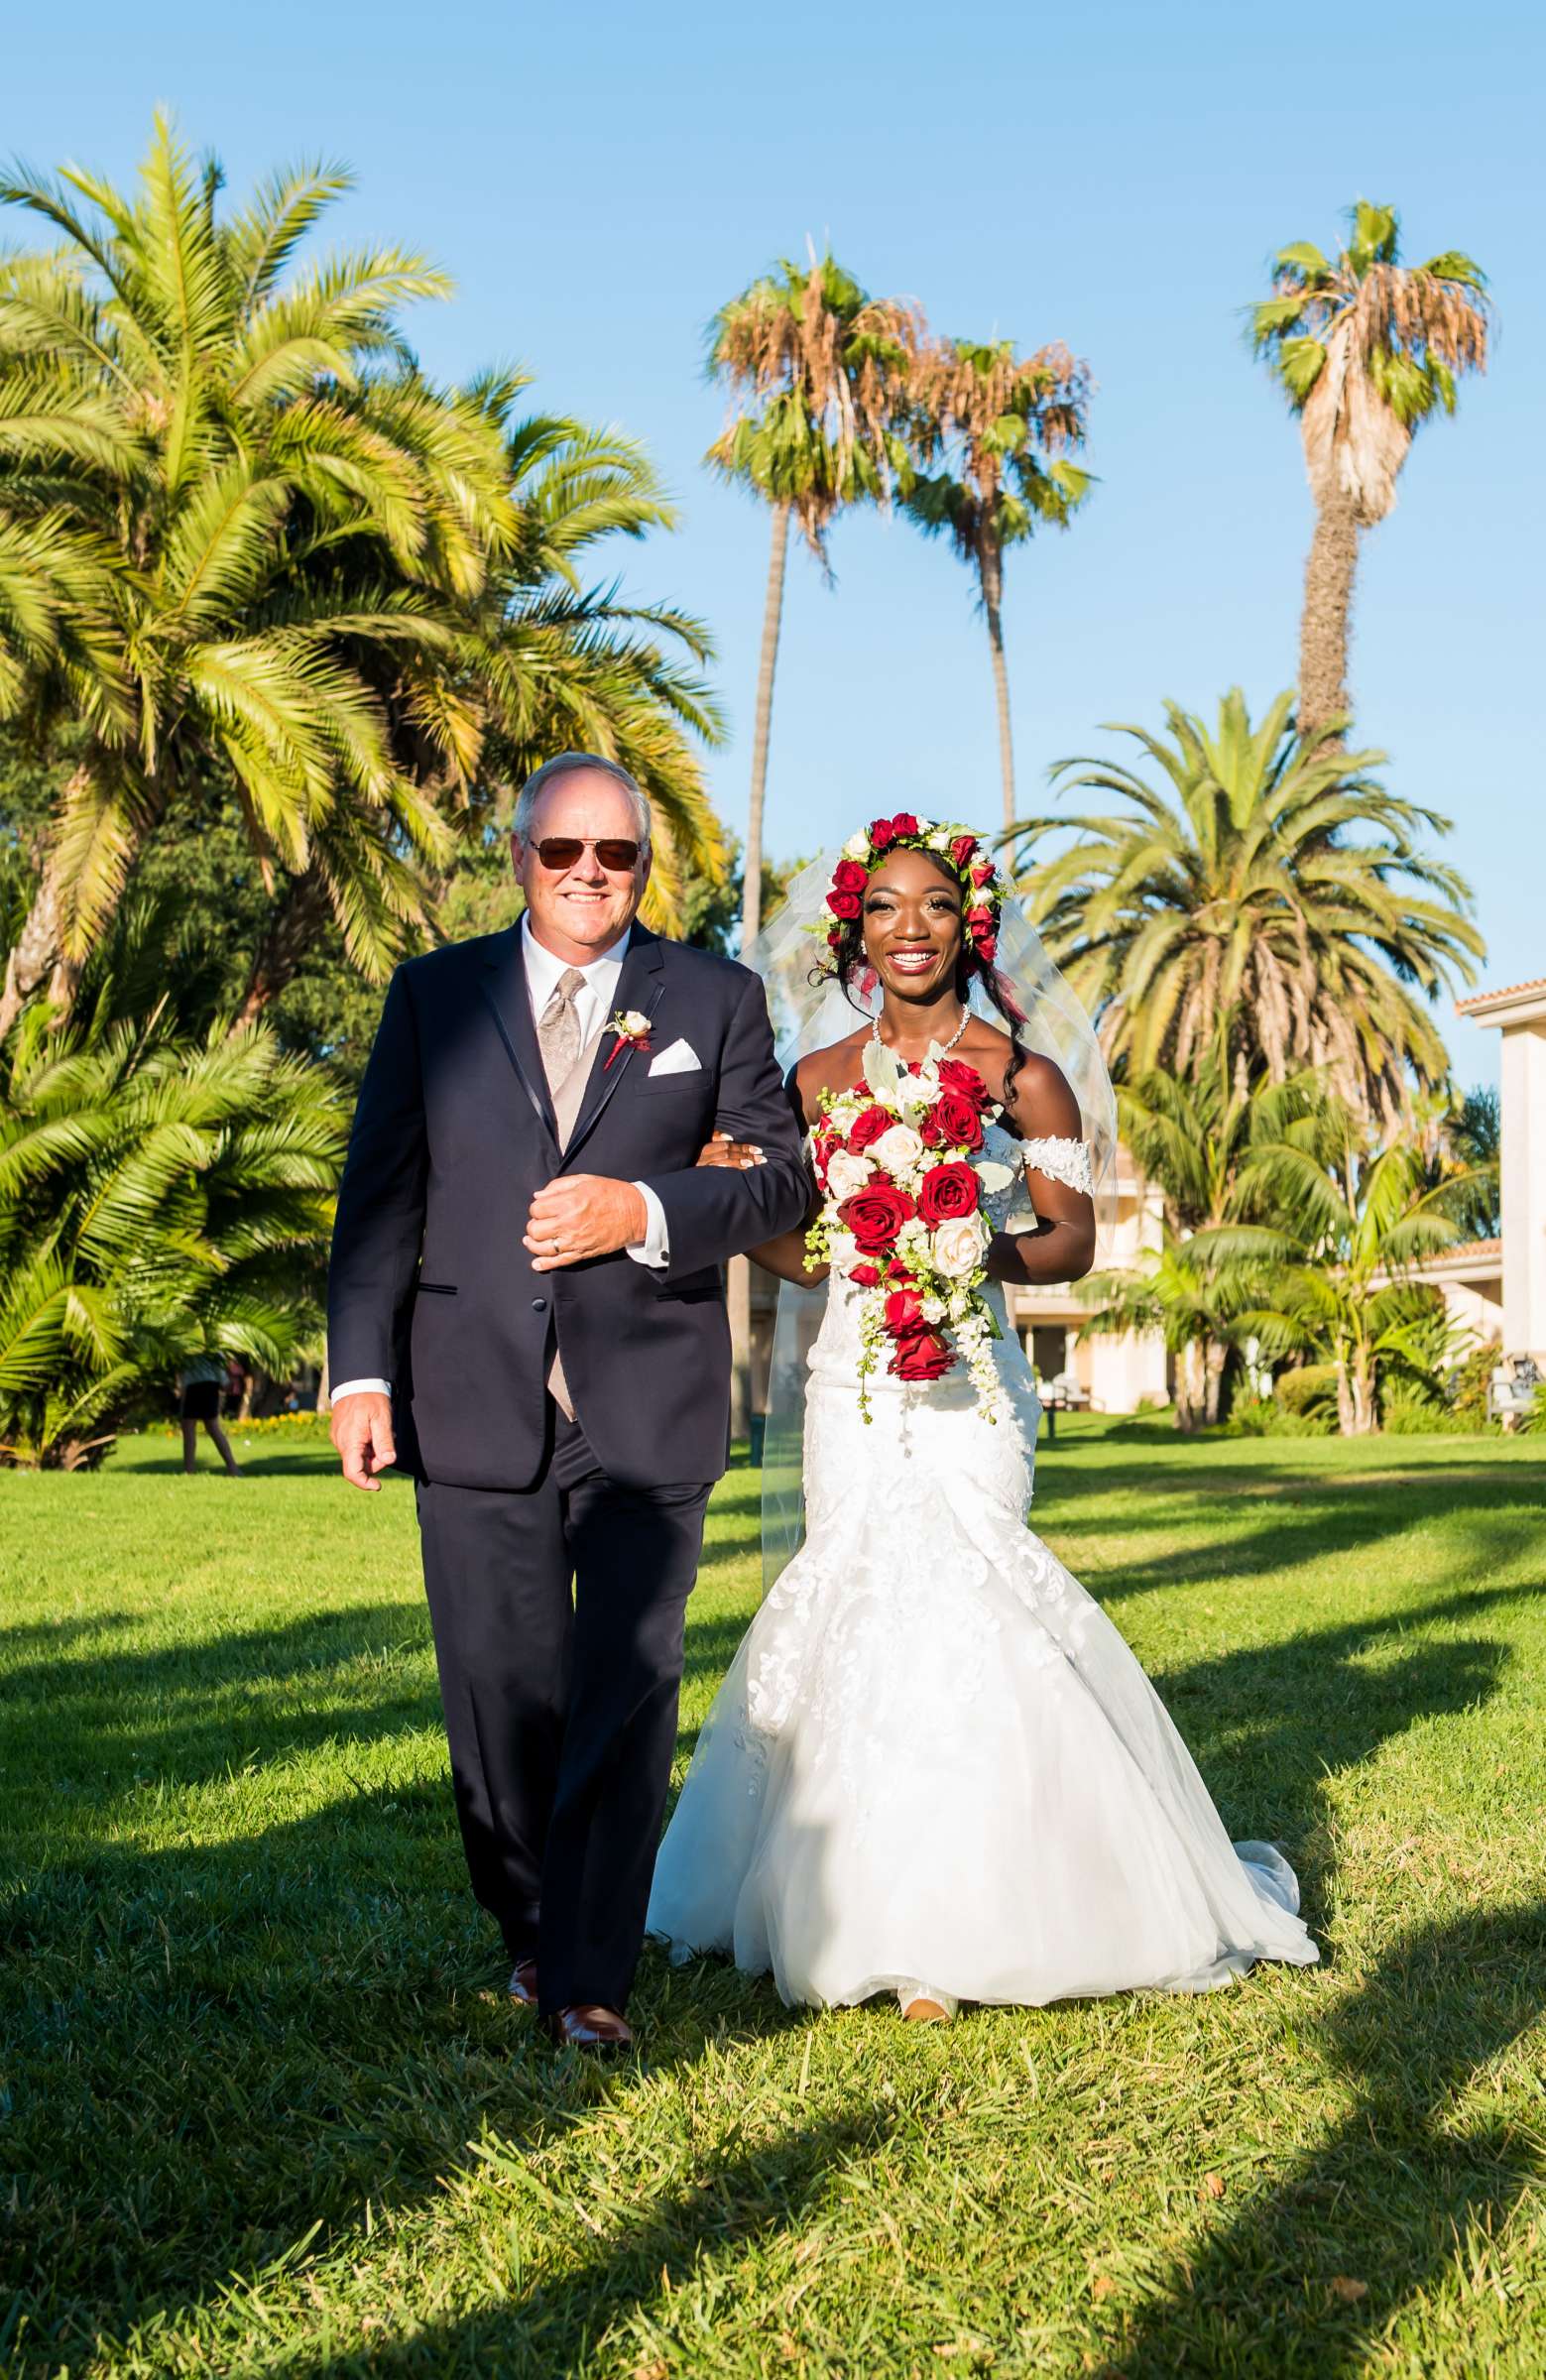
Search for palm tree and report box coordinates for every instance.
[1082,1039,1314,1429]
[469,399,727,939]
[0,114,514,1040]
[1234,1099,1479,1435]
[1251,200,1490,737]
[903,338,1092,827]
[0,995,344,1468]
[1009,687,1483,1125]
[705,253,919,948]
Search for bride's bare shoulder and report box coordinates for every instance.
[788,1031,870,1124]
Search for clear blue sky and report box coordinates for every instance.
[7,0,1541,1087]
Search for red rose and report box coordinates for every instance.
[831,858,868,893]
[827,889,861,921]
[892,1327,954,1383]
[868,815,896,850]
[917,1159,981,1225]
[936,1056,994,1111]
[890,811,920,839]
[849,1260,881,1287]
[921,1090,985,1151]
[975,935,998,966]
[949,834,979,870]
[885,1285,924,1334]
[970,862,997,889]
[838,1181,916,1253]
[966,903,996,933]
[847,1103,893,1152]
[826,925,843,948]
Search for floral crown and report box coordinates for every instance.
[812,813,1005,979]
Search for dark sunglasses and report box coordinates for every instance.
[533,836,642,874]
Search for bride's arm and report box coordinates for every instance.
[985,1052,1097,1287]
[696,1061,828,1287]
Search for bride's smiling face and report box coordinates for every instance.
[861,848,964,999]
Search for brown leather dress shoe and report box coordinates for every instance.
[544,2003,634,2053]
[508,1958,538,2007]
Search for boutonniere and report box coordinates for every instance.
[605,1009,654,1069]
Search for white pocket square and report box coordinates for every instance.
[648,1037,701,1076]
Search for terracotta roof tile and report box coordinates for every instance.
[1457,975,1546,1012]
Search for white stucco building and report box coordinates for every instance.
[1455,974,1546,1367]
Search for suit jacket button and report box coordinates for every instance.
[531,1296,547,1311]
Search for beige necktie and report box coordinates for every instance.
[535,967,591,1422]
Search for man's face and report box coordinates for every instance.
[512,771,652,962]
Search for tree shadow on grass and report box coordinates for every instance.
[1143,1577,1539,1940]
[1108,1897,1546,2379]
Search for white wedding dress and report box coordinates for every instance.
[647,1123,1319,2013]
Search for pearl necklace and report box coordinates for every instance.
[870,1004,969,1060]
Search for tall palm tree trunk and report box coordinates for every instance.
[729,498,791,1447]
[979,541,1016,829]
[741,501,790,950]
[1297,486,1360,739]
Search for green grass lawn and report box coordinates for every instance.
[3,1417,1544,2378]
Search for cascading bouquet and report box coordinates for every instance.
[805,1035,1018,1423]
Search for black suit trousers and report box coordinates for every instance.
[416,1401,711,2014]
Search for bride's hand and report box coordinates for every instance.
[697,1130,765,1170]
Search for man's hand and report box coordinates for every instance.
[525,1175,648,1270]
[330,1391,397,1491]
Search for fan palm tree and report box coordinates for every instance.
[1251,200,1490,737]
[903,337,1092,827]
[1009,687,1483,1125]
[0,994,344,1468]
[705,253,920,947]
[0,113,514,1040]
[1233,1099,1480,1435]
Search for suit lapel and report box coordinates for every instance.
[479,926,559,1154]
[561,925,666,1165]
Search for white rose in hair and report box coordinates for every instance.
[871,1123,924,1179]
[933,1215,988,1279]
[844,831,870,860]
[825,1149,875,1200]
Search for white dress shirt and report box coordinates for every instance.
[331,918,668,1402]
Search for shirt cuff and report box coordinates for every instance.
[625,1179,669,1268]
[331,1377,392,1399]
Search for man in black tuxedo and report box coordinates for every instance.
[327,753,807,2050]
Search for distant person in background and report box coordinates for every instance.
[178,1355,241,1477]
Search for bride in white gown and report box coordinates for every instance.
[647,818,1319,2021]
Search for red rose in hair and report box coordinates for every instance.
[917,1159,981,1225]
[868,815,897,850]
[849,1260,881,1287]
[831,858,868,893]
[970,862,997,890]
[936,1056,994,1111]
[826,924,843,947]
[890,811,920,839]
[975,934,999,966]
[949,834,979,871]
[892,1327,953,1383]
[847,1103,893,1152]
[921,1090,985,1151]
[884,1285,924,1334]
[827,889,861,921]
[838,1181,916,1253]
[966,903,996,934]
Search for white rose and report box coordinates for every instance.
[872,1123,925,1177]
[825,1149,875,1200]
[844,830,871,860]
[933,1215,988,1279]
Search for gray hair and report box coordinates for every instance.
[513,752,652,852]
